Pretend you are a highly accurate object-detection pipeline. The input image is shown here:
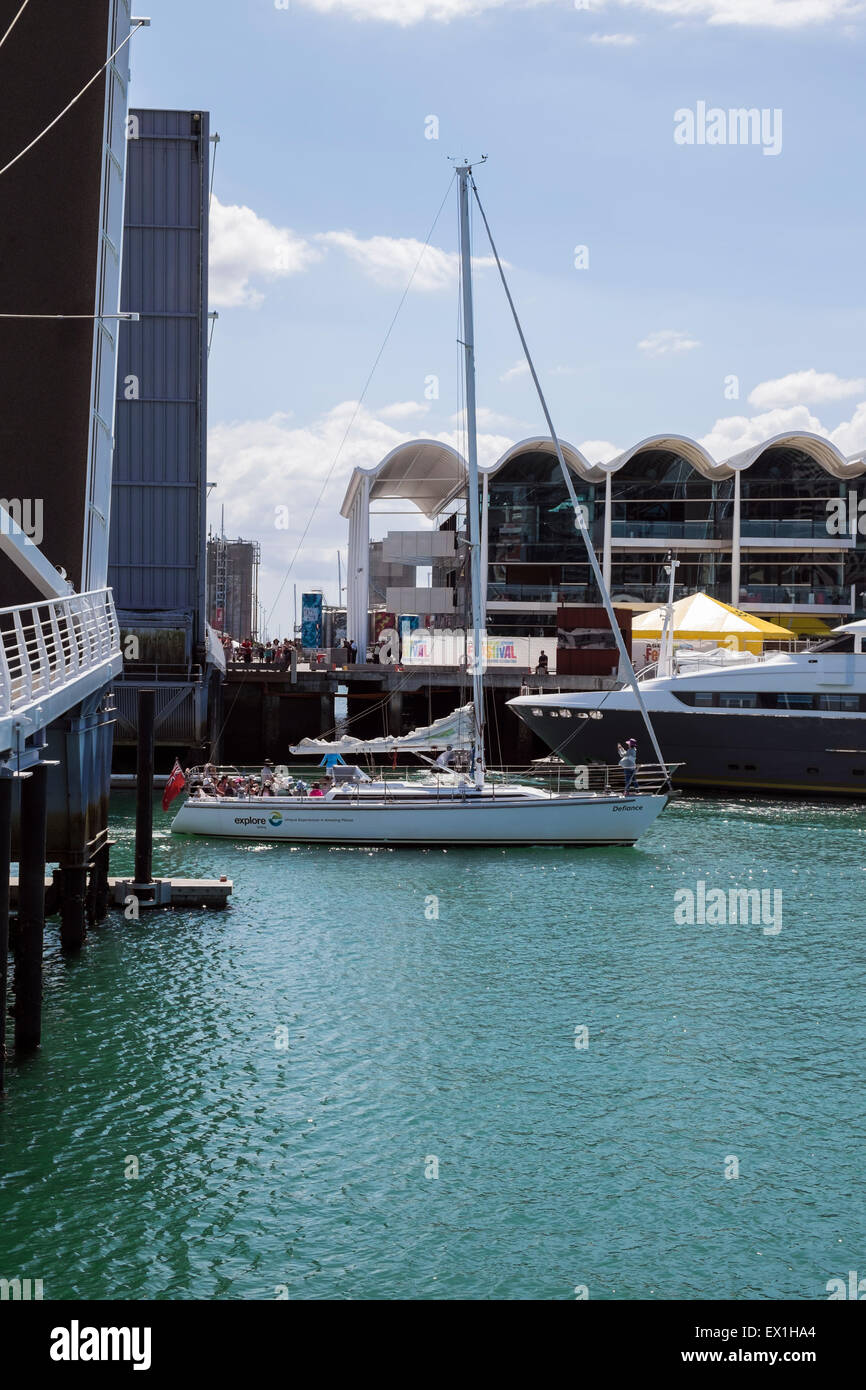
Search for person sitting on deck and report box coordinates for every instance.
[309,783,325,797]
[535,650,549,674]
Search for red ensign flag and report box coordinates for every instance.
[162,759,186,811]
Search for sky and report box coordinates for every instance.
[126,0,866,636]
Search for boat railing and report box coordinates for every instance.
[485,762,680,796]
[182,761,680,802]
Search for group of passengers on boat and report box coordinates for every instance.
[187,762,333,800]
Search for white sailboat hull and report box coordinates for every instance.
[171,789,669,846]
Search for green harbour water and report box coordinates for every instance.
[1,790,864,1300]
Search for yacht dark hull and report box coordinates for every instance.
[514,706,866,796]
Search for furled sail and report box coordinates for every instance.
[289,704,474,756]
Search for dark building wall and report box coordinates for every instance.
[109,108,210,656]
[207,538,258,640]
[0,0,127,601]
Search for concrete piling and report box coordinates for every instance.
[14,762,48,1055]
[59,855,88,951]
[134,689,155,891]
[0,773,12,1093]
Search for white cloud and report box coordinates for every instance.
[500,360,530,383]
[295,0,860,29]
[578,438,622,462]
[830,402,866,457]
[209,195,320,308]
[207,404,512,625]
[748,369,866,409]
[297,0,536,22]
[637,328,701,357]
[700,398,866,461]
[588,32,640,43]
[438,428,515,468]
[317,230,496,292]
[626,0,862,29]
[699,404,825,458]
[209,194,500,306]
[450,405,523,431]
[377,400,432,420]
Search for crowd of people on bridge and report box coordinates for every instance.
[220,636,302,667]
[219,635,368,667]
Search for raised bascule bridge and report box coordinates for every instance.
[0,1,138,1088]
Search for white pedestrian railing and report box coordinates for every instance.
[0,588,120,725]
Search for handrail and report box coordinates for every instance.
[0,588,120,725]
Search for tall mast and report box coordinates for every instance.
[457,163,486,787]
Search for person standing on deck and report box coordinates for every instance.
[617,739,637,795]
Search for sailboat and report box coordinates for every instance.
[172,163,676,847]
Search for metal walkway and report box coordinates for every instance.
[0,589,121,759]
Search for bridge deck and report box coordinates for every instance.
[0,589,121,756]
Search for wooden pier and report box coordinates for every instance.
[217,662,616,766]
[9,876,232,913]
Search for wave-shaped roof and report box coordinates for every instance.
[341,431,866,518]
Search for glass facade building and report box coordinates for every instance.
[480,440,862,637]
[342,434,866,646]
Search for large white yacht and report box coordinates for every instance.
[508,620,866,796]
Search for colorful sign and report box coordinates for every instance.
[301,592,323,649]
[404,630,554,671]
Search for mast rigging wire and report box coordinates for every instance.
[0,0,31,53]
[469,173,670,781]
[206,175,459,759]
[265,171,457,630]
[0,20,148,180]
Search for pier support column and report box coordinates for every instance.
[262,694,281,757]
[85,858,99,928]
[14,762,48,1055]
[319,693,334,737]
[135,689,155,889]
[0,773,12,1094]
[207,671,223,764]
[92,839,111,923]
[59,856,88,951]
[388,690,403,738]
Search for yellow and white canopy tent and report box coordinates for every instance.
[632,592,794,655]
